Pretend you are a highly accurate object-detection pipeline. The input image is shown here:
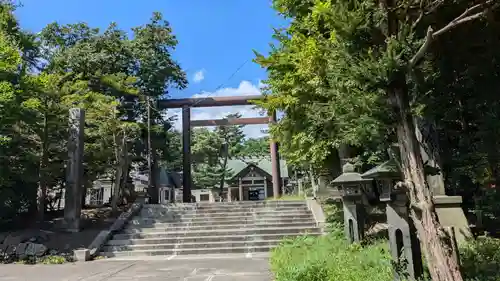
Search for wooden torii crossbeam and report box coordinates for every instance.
[190,117,269,127]
[158,95,281,203]
[158,95,263,108]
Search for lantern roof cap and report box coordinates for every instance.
[361,158,402,179]
[361,144,403,179]
[332,163,371,185]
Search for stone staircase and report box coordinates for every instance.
[99,200,322,258]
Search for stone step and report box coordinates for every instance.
[99,245,275,257]
[144,200,307,209]
[106,233,321,246]
[112,226,321,240]
[142,204,308,209]
[130,214,314,224]
[144,207,311,213]
[198,199,306,205]
[129,213,314,223]
[102,239,283,252]
[194,204,308,210]
[140,206,309,213]
[101,201,318,259]
[137,210,312,219]
[123,222,317,233]
[139,210,311,219]
[142,206,310,214]
[126,217,315,228]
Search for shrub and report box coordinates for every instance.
[39,255,68,264]
[271,199,500,281]
[322,200,344,231]
[270,232,393,281]
[460,236,500,281]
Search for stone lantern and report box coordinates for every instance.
[331,163,372,243]
[361,147,423,281]
[361,157,401,202]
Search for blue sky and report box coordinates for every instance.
[15,0,287,97]
[15,0,287,137]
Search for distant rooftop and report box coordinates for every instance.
[226,157,288,179]
[129,157,288,188]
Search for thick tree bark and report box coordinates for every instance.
[384,0,468,279]
[111,133,126,212]
[122,162,133,204]
[37,113,49,221]
[147,143,160,204]
[327,148,343,179]
[37,155,48,221]
[388,77,463,281]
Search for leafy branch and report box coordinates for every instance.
[409,0,499,68]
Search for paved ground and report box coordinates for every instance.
[0,254,272,281]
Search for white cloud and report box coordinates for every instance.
[257,79,266,89]
[166,80,268,139]
[192,69,206,83]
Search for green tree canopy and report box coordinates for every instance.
[256,0,500,279]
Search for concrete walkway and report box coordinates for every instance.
[0,254,272,281]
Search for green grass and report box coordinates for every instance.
[270,228,500,281]
[270,200,500,281]
[270,230,394,281]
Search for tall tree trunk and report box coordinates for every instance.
[111,167,122,212]
[122,165,130,204]
[388,76,463,281]
[338,144,351,166]
[122,149,134,205]
[327,148,343,179]
[37,113,49,221]
[384,0,463,278]
[150,144,159,204]
[111,133,125,212]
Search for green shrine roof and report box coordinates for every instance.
[157,157,288,189]
[361,158,401,179]
[226,157,289,180]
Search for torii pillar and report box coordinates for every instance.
[182,105,192,202]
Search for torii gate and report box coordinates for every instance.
[158,95,282,203]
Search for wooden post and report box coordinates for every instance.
[298,179,303,196]
[269,111,282,199]
[282,178,286,195]
[264,178,268,199]
[239,177,243,201]
[182,105,192,203]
